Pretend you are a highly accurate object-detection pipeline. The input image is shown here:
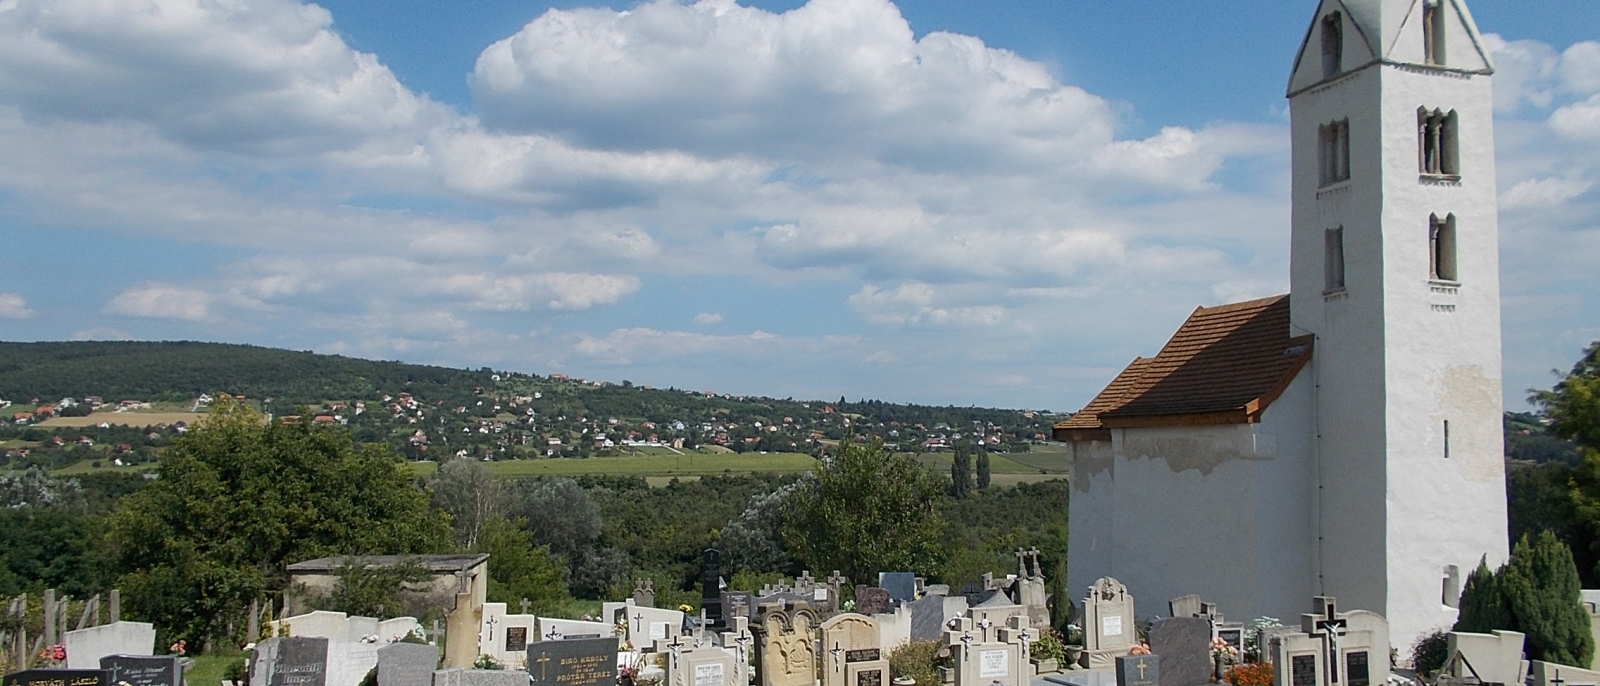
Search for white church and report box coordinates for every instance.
[1056,0,1507,648]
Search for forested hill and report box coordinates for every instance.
[0,341,485,403]
[0,341,1055,463]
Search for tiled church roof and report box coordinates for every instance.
[1053,295,1313,441]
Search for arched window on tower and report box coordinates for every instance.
[1429,213,1458,282]
[1418,108,1459,177]
[1321,13,1343,78]
[1423,0,1446,65]
[1319,119,1350,186]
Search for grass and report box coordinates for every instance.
[409,452,818,479]
[906,450,1069,475]
[53,460,159,476]
[187,653,247,686]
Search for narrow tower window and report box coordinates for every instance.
[1430,213,1458,282]
[1321,13,1343,78]
[1423,0,1446,65]
[1319,119,1351,186]
[1418,108,1459,176]
[1325,227,1346,292]
[1443,565,1461,607]
[1443,420,1452,458]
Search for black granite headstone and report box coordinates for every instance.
[3,670,112,686]
[526,637,619,686]
[1291,655,1316,686]
[260,636,330,686]
[878,573,916,604]
[1116,656,1159,686]
[856,671,882,686]
[1346,652,1370,686]
[700,549,724,630]
[505,628,528,653]
[100,655,181,686]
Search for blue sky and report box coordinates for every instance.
[0,0,1597,411]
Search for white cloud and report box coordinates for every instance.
[573,328,786,364]
[105,285,213,321]
[693,312,724,325]
[0,293,33,318]
[848,282,1005,328]
[71,327,133,341]
[1502,177,1594,210]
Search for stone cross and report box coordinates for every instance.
[1308,598,1347,685]
[520,598,531,615]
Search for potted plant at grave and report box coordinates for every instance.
[1210,638,1240,682]
[1030,629,1066,674]
[1061,623,1084,669]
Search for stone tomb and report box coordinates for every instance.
[1267,597,1389,686]
[624,606,686,650]
[820,614,889,686]
[1117,656,1159,686]
[941,614,1035,686]
[376,643,439,686]
[63,622,157,669]
[540,617,615,642]
[1083,578,1136,669]
[1444,631,1526,686]
[657,636,742,686]
[1148,617,1211,686]
[251,636,331,686]
[754,605,820,686]
[525,636,619,686]
[99,655,181,686]
[908,594,969,643]
[2,670,112,686]
[480,603,537,668]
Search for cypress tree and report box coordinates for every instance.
[1500,531,1595,667]
[1454,557,1511,634]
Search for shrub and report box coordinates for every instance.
[890,640,946,686]
[1032,630,1066,664]
[1225,663,1273,686]
[1409,629,1450,677]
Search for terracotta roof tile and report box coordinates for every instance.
[1055,295,1312,437]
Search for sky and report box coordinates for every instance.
[0,0,1597,412]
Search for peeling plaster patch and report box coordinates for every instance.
[1433,364,1503,483]
[1119,425,1264,477]
[1071,439,1116,492]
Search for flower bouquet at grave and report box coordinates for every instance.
[37,644,66,666]
[1211,638,1240,664]
[1128,644,1151,656]
[619,652,659,686]
[1224,663,1272,686]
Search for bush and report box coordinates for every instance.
[1032,630,1066,664]
[1409,630,1449,677]
[889,641,946,686]
[1225,663,1272,686]
[223,658,248,684]
[1453,532,1594,667]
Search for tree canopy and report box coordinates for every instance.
[781,439,947,583]
[110,399,450,644]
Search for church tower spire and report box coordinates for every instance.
[1286,0,1507,646]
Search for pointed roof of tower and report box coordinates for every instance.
[1053,296,1313,441]
[1288,0,1494,96]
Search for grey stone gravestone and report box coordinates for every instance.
[377,643,438,686]
[1116,657,1159,686]
[457,672,525,686]
[1149,617,1211,686]
[1168,596,1203,619]
[100,655,181,686]
[3,670,113,686]
[878,574,916,604]
[721,592,754,624]
[907,596,949,642]
[526,637,618,686]
[252,637,330,686]
[853,587,891,617]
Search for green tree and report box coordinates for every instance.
[1499,532,1594,667]
[470,517,569,614]
[976,451,991,490]
[950,446,972,499]
[307,559,432,619]
[109,398,451,645]
[782,439,947,583]
[1533,341,1600,451]
[1454,557,1511,634]
[429,458,509,549]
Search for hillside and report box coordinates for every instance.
[0,341,1058,471]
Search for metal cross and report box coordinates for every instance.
[831,642,844,673]
[1552,670,1565,686]
[961,631,974,657]
[544,627,562,641]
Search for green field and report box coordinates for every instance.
[907,445,1069,475]
[409,452,819,478]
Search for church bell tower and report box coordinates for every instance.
[1286,0,1508,644]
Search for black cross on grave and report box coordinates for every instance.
[668,633,688,659]
[544,626,562,641]
[1309,599,1347,686]
[1551,669,1565,686]
[831,642,844,673]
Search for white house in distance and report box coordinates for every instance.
[1056,0,1507,647]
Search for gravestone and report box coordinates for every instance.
[1014,549,1050,629]
[99,655,181,686]
[1116,656,1159,686]
[539,617,614,642]
[754,606,819,686]
[376,643,439,686]
[251,636,331,686]
[820,614,889,686]
[879,574,917,605]
[1083,578,1136,669]
[622,606,686,651]
[1445,630,1525,686]
[700,549,724,631]
[63,622,157,669]
[457,671,525,686]
[854,587,891,617]
[633,580,656,609]
[941,613,1035,686]
[1148,617,1211,686]
[1168,596,1203,619]
[658,637,741,686]
[480,603,537,669]
[1266,597,1389,686]
[722,593,754,625]
[526,637,618,686]
[908,595,958,642]
[3,670,112,686]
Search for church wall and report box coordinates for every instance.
[1377,64,1507,645]
[1065,373,1316,626]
